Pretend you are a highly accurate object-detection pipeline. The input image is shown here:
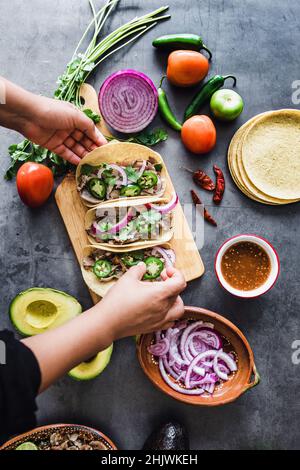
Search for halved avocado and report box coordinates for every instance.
[9,288,82,336]
[68,345,113,381]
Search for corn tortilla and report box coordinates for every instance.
[241,110,300,200]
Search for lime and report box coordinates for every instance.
[16,442,38,450]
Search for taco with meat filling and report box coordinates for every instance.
[76,142,167,206]
[85,194,178,249]
[81,244,176,297]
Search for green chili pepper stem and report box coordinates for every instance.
[159,75,166,88]
[223,75,237,87]
[200,44,212,60]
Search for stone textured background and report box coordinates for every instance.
[0,0,299,450]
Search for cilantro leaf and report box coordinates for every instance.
[125,166,140,183]
[83,108,101,124]
[128,128,168,146]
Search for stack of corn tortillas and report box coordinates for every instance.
[228,109,300,205]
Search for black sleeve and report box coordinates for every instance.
[0,330,41,445]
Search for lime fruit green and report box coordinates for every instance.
[16,442,38,450]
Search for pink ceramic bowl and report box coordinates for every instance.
[215,234,280,299]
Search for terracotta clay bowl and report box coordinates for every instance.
[137,306,260,406]
[0,424,117,451]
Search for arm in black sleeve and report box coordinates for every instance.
[0,330,41,445]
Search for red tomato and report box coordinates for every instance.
[167,50,209,87]
[16,162,54,208]
[181,115,217,154]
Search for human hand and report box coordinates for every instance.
[19,95,107,165]
[98,263,187,339]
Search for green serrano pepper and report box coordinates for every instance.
[138,171,158,189]
[93,260,112,279]
[120,184,142,197]
[153,33,212,59]
[158,77,182,132]
[88,178,107,200]
[143,257,164,280]
[184,75,237,121]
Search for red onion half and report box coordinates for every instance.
[99,69,158,133]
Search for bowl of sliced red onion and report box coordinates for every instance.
[137,307,260,406]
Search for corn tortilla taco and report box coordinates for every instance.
[85,195,178,249]
[81,243,176,297]
[76,142,167,207]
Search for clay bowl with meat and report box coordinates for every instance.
[137,306,260,406]
[0,424,117,451]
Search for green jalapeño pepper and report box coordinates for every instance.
[184,75,237,121]
[120,184,142,197]
[93,260,112,279]
[121,251,144,267]
[143,256,164,280]
[88,178,107,200]
[138,171,158,189]
[153,33,212,59]
[158,77,182,132]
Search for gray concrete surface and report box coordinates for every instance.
[0,0,299,450]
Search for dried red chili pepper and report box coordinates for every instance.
[213,165,225,204]
[183,167,215,191]
[191,189,217,227]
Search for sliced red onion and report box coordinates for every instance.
[162,356,180,381]
[151,247,175,269]
[98,164,128,186]
[196,328,223,350]
[107,208,134,235]
[193,365,206,377]
[136,160,147,179]
[99,69,158,134]
[203,383,215,394]
[216,350,238,373]
[189,333,210,357]
[164,249,176,265]
[159,359,205,396]
[190,373,218,387]
[213,351,228,381]
[180,321,205,362]
[168,328,187,366]
[147,193,179,215]
[154,176,163,194]
[155,331,161,343]
[148,338,170,357]
[91,221,104,236]
[185,350,218,389]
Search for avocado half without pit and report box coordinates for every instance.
[9,288,82,336]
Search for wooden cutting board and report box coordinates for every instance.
[55,84,205,304]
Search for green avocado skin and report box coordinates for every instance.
[142,422,189,451]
